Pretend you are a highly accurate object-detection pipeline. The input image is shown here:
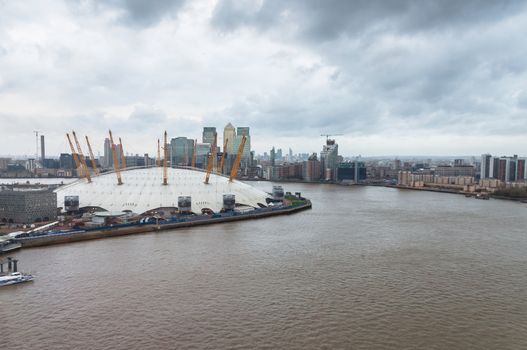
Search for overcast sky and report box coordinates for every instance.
[1,0,526,158]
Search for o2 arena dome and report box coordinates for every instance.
[55,167,270,214]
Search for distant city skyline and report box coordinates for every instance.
[1,129,526,160]
[1,1,527,156]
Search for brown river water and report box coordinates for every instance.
[1,183,526,349]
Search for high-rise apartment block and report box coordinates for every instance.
[304,153,321,181]
[481,154,527,182]
[481,154,492,179]
[320,139,339,181]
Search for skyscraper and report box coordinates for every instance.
[233,127,251,160]
[196,143,212,168]
[484,155,527,182]
[480,154,492,179]
[171,137,192,166]
[320,139,339,181]
[103,138,112,167]
[202,127,217,150]
[223,123,236,154]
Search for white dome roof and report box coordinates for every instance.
[55,167,269,214]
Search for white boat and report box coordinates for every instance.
[0,272,34,287]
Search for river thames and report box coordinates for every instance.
[1,183,526,349]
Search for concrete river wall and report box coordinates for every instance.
[17,201,312,248]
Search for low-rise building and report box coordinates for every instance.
[0,187,57,224]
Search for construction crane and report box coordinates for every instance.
[204,134,217,184]
[163,131,168,185]
[320,133,343,142]
[85,135,99,176]
[229,135,246,182]
[157,139,161,167]
[119,137,127,169]
[66,133,84,179]
[109,130,123,185]
[191,139,197,168]
[72,131,92,183]
[218,139,228,175]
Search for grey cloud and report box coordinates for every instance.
[73,0,187,27]
[210,0,527,140]
[114,0,186,26]
[126,105,167,127]
[216,90,383,139]
[518,91,527,109]
[212,0,526,41]
[1,0,527,155]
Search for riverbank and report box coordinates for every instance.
[16,200,312,249]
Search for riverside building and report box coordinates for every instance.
[0,187,57,224]
[481,154,527,182]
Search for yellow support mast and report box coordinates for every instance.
[218,139,228,175]
[72,131,92,183]
[109,130,123,185]
[229,135,246,182]
[85,135,99,175]
[66,133,84,180]
[204,134,217,184]
[119,137,127,169]
[157,139,161,167]
[163,131,168,185]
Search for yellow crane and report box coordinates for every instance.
[85,135,99,176]
[204,134,217,184]
[72,131,92,183]
[229,135,246,182]
[157,139,161,167]
[66,133,84,179]
[119,137,127,169]
[163,131,168,185]
[109,130,123,185]
[218,139,228,175]
[191,139,197,168]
